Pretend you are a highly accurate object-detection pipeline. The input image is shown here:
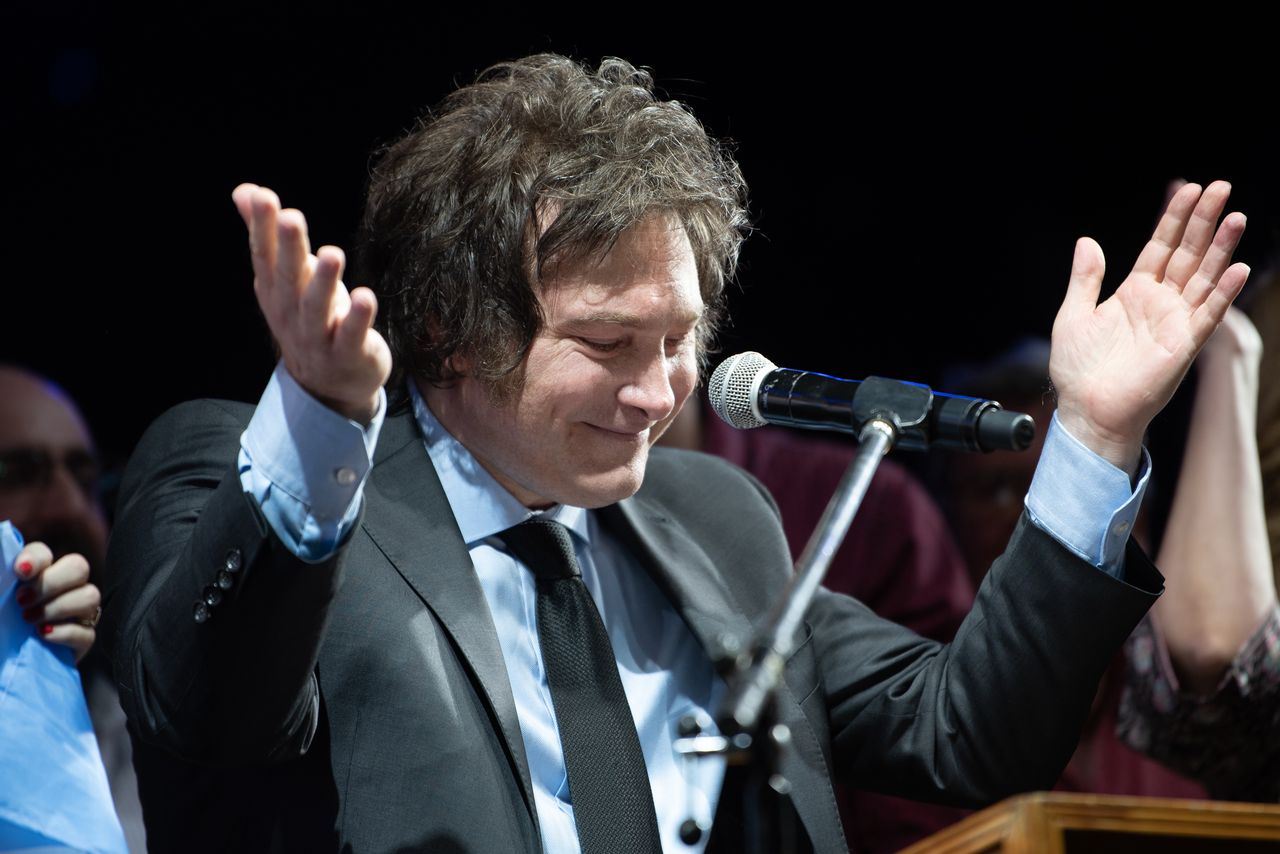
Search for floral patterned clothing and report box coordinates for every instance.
[1118,605,1280,802]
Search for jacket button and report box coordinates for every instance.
[224,549,242,573]
[193,601,212,623]
[215,570,235,591]
[203,586,224,607]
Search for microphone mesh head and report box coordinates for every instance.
[708,351,775,429]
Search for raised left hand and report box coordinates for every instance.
[1050,181,1249,475]
[13,541,100,662]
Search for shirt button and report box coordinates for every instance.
[335,467,358,486]
[1112,519,1131,536]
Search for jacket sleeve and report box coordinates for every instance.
[100,399,350,766]
[810,513,1163,805]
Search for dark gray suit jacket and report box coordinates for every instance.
[101,399,1162,853]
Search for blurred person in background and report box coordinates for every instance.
[0,366,145,852]
[1119,275,1280,802]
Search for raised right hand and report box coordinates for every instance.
[1048,181,1249,476]
[232,183,391,423]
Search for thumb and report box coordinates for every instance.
[1060,237,1105,321]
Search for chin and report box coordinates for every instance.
[564,462,647,509]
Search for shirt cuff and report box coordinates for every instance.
[239,362,386,560]
[1024,410,1150,579]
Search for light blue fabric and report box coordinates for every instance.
[0,522,128,854]
[239,362,386,562]
[1026,411,1151,579]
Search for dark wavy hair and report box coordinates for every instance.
[356,54,749,392]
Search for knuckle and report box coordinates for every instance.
[65,553,91,582]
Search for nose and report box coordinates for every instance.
[618,350,679,423]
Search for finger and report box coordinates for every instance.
[1189,262,1251,346]
[1181,212,1247,309]
[38,622,94,663]
[20,552,90,607]
[1131,182,1201,279]
[275,208,313,300]
[1163,181,1232,291]
[231,182,259,227]
[336,287,378,353]
[249,187,282,291]
[29,582,100,624]
[300,246,346,341]
[12,541,52,580]
[1059,237,1106,321]
[1160,178,1187,214]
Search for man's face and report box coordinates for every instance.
[0,370,108,572]
[423,215,703,509]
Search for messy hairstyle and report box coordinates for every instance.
[356,53,749,390]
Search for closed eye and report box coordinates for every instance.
[578,337,622,353]
[665,334,694,354]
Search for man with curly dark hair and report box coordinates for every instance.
[103,54,1248,853]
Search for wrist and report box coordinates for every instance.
[1054,408,1142,479]
[315,391,380,426]
[282,360,380,425]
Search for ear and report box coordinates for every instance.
[442,351,471,378]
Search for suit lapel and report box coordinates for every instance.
[359,410,538,830]
[602,496,757,675]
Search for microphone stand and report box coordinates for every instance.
[677,377,938,853]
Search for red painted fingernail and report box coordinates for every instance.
[40,623,54,635]
[15,587,34,606]
[15,561,32,578]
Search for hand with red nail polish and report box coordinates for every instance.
[10,541,100,663]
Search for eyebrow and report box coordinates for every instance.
[561,309,704,329]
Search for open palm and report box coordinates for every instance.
[1050,181,1249,474]
[232,183,392,423]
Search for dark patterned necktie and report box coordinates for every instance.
[498,518,663,854]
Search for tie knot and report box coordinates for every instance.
[497,518,581,582]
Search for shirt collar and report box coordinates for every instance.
[408,381,590,547]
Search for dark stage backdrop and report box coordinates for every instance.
[5,8,1278,475]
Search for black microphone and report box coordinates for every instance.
[708,352,1035,452]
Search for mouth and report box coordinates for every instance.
[585,423,649,444]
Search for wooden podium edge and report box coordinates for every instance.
[895,792,1280,853]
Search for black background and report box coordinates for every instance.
[6,6,1278,467]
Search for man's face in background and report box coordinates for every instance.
[0,368,108,573]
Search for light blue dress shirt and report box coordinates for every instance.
[238,362,1151,852]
